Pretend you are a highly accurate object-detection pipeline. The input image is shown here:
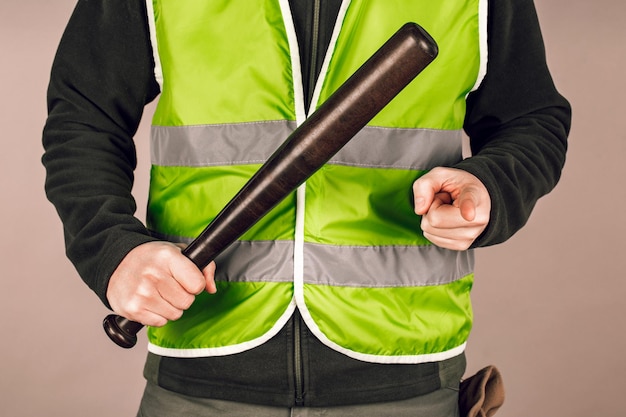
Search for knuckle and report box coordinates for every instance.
[169,309,184,322]
[135,281,158,300]
[179,293,195,310]
[124,299,144,318]
[426,215,444,229]
[427,216,442,228]
[152,317,168,328]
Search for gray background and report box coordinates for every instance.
[1,0,624,415]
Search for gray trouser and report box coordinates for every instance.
[136,356,463,417]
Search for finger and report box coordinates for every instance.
[129,310,169,328]
[168,254,208,296]
[412,174,441,215]
[154,276,197,310]
[142,302,184,326]
[422,195,467,230]
[426,191,489,230]
[430,192,452,209]
[144,297,187,323]
[422,216,484,240]
[422,230,475,251]
[421,196,483,248]
[119,286,185,327]
[421,203,488,250]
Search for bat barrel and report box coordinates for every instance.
[183,22,437,269]
[104,22,438,348]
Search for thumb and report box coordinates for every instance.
[457,188,478,221]
[203,261,218,294]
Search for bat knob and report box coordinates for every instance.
[103,314,143,348]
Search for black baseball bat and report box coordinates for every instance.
[103,22,438,348]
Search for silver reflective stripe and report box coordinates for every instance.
[304,243,474,287]
[151,122,462,170]
[331,126,462,170]
[150,230,471,287]
[220,243,473,286]
[214,240,294,283]
[151,121,297,167]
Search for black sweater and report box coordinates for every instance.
[42,0,570,407]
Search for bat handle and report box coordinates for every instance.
[103,314,144,348]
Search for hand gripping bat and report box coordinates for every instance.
[103,22,438,348]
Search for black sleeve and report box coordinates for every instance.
[42,0,161,307]
[454,0,571,247]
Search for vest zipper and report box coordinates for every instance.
[306,0,321,115]
[294,309,305,406]
[294,1,321,405]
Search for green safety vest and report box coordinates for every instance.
[145,0,486,364]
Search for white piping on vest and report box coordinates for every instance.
[470,0,489,93]
[145,0,163,89]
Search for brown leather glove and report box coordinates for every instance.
[459,365,505,417]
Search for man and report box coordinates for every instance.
[42,0,570,416]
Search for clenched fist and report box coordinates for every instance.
[413,167,491,250]
[106,241,216,327]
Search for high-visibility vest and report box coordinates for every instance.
[145,0,486,364]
